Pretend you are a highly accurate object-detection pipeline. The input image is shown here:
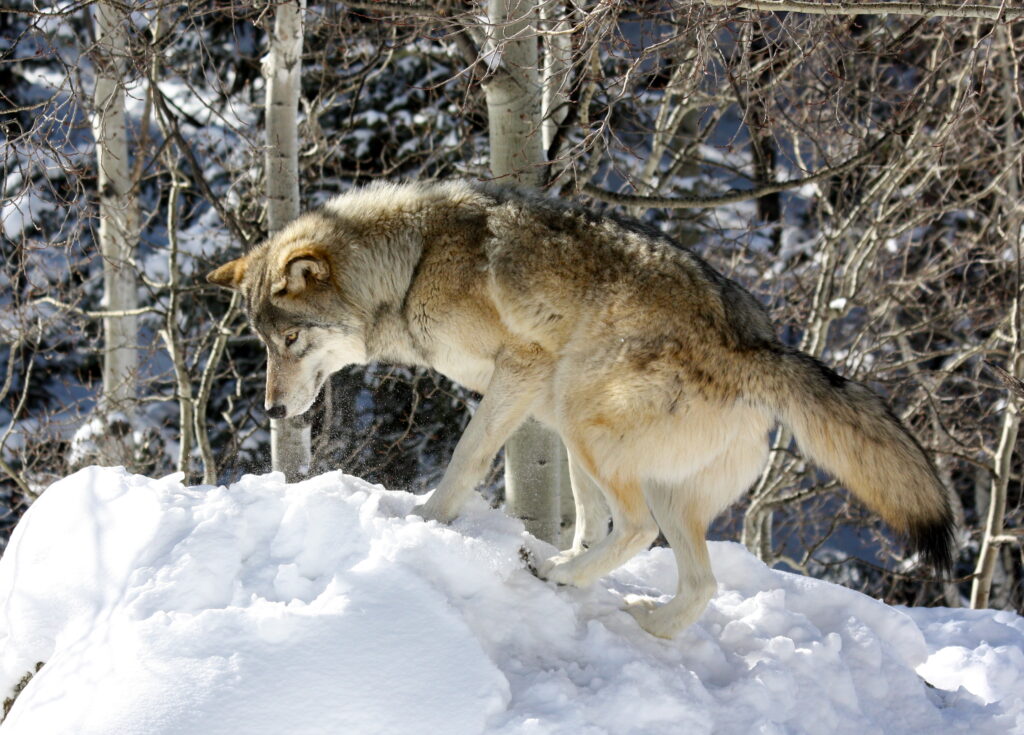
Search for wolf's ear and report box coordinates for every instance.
[273,248,331,297]
[207,257,248,290]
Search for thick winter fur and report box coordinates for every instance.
[208,180,955,638]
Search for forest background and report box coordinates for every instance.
[1,0,1021,615]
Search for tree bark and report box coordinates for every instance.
[540,2,571,155]
[485,0,543,183]
[89,1,140,469]
[970,26,1021,609]
[93,2,139,418]
[264,0,311,481]
[485,0,568,546]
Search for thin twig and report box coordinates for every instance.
[31,297,158,319]
[697,0,1022,22]
[580,134,889,209]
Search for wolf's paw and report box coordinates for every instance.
[411,499,456,525]
[536,554,589,587]
[540,547,584,568]
[625,596,703,640]
[626,601,681,640]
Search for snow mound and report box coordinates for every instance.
[0,467,1021,734]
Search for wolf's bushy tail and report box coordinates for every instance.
[753,348,955,571]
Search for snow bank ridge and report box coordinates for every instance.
[0,467,1021,734]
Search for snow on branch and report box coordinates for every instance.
[30,297,158,320]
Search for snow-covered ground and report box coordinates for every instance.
[0,467,1021,734]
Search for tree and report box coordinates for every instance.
[969,26,1023,610]
[484,0,570,546]
[264,0,311,480]
[90,1,140,466]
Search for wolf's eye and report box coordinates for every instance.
[284,332,299,347]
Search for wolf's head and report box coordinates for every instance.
[207,214,367,419]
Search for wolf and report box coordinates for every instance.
[208,180,955,638]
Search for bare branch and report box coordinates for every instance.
[31,297,158,320]
[343,0,434,13]
[696,0,1023,22]
[990,531,1023,545]
[580,135,889,209]
[987,360,1024,401]
[0,456,33,500]
[0,350,35,498]
[195,293,242,486]
[150,83,258,248]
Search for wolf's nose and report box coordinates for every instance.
[266,405,287,419]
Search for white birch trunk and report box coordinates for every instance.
[540,2,571,154]
[89,2,139,468]
[485,0,569,546]
[264,0,311,480]
[540,3,576,541]
[485,0,543,182]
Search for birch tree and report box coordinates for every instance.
[970,26,1023,609]
[91,1,139,464]
[485,0,568,545]
[264,0,311,480]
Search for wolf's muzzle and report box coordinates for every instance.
[266,405,287,419]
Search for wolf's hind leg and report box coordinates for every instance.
[627,478,716,639]
[629,432,770,638]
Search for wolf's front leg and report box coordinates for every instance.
[537,468,658,588]
[415,348,553,524]
[566,454,611,553]
[540,454,611,569]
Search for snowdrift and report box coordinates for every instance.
[0,467,1021,734]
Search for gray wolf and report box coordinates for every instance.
[208,180,955,638]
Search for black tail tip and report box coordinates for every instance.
[909,515,957,574]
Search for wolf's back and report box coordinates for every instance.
[752,348,955,570]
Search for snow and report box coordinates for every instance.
[1,188,54,239]
[1,467,1021,734]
